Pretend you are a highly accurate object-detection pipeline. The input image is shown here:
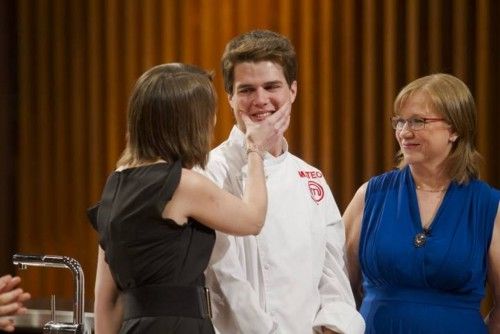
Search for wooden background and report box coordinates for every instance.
[1,0,498,313]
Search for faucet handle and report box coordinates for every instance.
[50,294,56,322]
[43,294,85,333]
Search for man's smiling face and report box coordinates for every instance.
[229,60,296,132]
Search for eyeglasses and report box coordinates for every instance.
[390,116,446,131]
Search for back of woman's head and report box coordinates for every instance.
[394,73,480,183]
[119,63,217,169]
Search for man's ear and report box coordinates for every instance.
[227,93,235,109]
[289,81,297,103]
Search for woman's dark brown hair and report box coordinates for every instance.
[118,63,217,169]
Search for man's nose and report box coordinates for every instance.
[253,88,269,106]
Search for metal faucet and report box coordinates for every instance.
[12,254,85,334]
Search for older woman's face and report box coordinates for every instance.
[395,91,457,169]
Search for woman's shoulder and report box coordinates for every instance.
[178,166,215,193]
[370,168,401,181]
[463,180,500,237]
[367,167,404,192]
[465,179,500,202]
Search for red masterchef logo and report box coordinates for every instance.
[298,170,325,203]
[298,170,323,179]
[308,180,324,203]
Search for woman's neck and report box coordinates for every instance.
[119,158,167,170]
[409,164,450,191]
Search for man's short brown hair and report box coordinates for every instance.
[221,30,297,95]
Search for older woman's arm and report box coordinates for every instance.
[343,183,368,308]
[487,204,500,334]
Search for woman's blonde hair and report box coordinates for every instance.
[393,73,481,184]
[117,63,217,169]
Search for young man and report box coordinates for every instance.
[204,30,364,334]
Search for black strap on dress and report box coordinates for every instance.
[122,284,212,320]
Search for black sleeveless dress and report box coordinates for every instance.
[88,161,216,333]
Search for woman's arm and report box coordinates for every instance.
[487,204,500,333]
[167,155,265,236]
[164,101,291,236]
[94,247,123,334]
[343,183,368,307]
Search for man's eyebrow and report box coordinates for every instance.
[236,83,254,89]
[264,80,283,85]
[236,81,283,88]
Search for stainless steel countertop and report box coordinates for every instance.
[5,309,94,333]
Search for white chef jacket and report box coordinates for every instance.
[203,126,365,334]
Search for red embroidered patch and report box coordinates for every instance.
[308,180,324,203]
[298,170,323,179]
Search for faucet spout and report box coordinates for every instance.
[12,254,85,327]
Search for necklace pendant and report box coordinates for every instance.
[414,232,427,247]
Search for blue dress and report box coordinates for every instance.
[359,166,499,334]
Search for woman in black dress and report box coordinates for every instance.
[88,63,290,333]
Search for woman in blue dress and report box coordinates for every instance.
[344,73,499,333]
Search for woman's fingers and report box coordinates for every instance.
[0,275,11,293]
[0,288,24,305]
[0,276,29,332]
[0,317,16,332]
[0,300,24,317]
[17,292,31,303]
[242,100,292,152]
[0,276,21,293]
[0,289,29,312]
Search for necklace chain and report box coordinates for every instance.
[414,180,449,247]
[416,185,448,192]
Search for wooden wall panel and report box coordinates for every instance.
[475,0,497,184]
[11,0,499,314]
[317,0,334,182]
[297,0,314,163]
[338,0,357,205]
[0,0,18,274]
[361,0,377,178]
[381,0,398,171]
